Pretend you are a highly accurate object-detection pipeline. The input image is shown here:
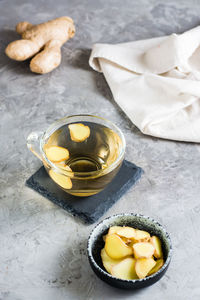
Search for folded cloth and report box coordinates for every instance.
[89,27,200,142]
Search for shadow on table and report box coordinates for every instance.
[55,236,143,299]
[68,48,92,71]
[69,47,147,139]
[0,29,34,75]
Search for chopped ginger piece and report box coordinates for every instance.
[108,226,122,235]
[150,236,163,258]
[111,257,138,280]
[133,242,155,259]
[135,258,156,279]
[148,259,164,276]
[133,229,150,242]
[116,227,136,239]
[101,248,124,274]
[105,234,132,259]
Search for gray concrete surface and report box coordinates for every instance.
[0,0,200,299]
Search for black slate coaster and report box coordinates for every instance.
[26,160,143,224]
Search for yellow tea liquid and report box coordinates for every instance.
[45,122,123,196]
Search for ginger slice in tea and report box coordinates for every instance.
[45,146,69,162]
[68,123,90,142]
[49,169,72,189]
[55,162,74,177]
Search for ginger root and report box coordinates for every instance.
[5,16,75,74]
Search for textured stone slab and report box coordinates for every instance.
[26,160,143,224]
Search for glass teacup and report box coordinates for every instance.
[27,115,126,197]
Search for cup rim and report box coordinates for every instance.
[87,213,172,283]
[40,114,126,179]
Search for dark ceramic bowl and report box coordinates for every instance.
[87,213,172,289]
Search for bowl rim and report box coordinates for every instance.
[87,213,172,283]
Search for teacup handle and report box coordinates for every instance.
[27,131,44,161]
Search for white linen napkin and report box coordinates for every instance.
[89,27,200,142]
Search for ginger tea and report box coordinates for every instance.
[44,122,123,196]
